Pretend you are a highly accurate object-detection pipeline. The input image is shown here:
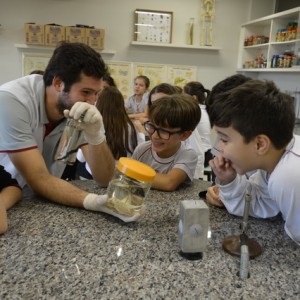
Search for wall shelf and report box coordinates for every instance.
[237,67,300,73]
[14,43,116,55]
[131,41,221,51]
[237,7,300,73]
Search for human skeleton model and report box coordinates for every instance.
[200,0,215,46]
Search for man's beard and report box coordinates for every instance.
[56,92,73,115]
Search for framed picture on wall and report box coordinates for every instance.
[134,9,173,44]
[22,53,51,76]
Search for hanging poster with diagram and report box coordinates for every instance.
[167,65,197,88]
[21,53,197,100]
[133,62,167,90]
[22,53,51,75]
[106,61,132,100]
[134,9,173,43]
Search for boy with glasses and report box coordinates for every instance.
[132,94,201,191]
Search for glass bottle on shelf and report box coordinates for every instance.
[187,17,194,45]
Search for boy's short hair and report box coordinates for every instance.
[148,94,201,131]
[209,80,295,149]
[206,74,251,113]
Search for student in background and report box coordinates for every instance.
[125,75,150,119]
[174,85,183,94]
[205,74,252,203]
[147,83,179,112]
[132,94,201,192]
[77,86,144,179]
[0,165,22,234]
[100,73,116,90]
[208,79,300,245]
[206,74,252,115]
[183,81,212,167]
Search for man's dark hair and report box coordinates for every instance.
[43,42,107,92]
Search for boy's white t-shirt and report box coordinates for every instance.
[197,104,212,152]
[185,129,205,179]
[218,134,300,245]
[131,140,198,184]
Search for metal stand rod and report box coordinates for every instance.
[241,193,252,233]
[239,194,252,279]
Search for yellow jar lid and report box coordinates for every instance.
[117,157,156,182]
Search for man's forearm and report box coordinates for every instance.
[86,142,115,187]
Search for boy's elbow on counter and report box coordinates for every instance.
[152,181,179,192]
[162,185,178,192]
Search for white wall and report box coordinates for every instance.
[0,0,271,90]
[249,0,276,19]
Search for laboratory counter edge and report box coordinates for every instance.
[0,179,299,299]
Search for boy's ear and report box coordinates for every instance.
[255,135,270,155]
[180,130,192,141]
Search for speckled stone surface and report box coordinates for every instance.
[0,180,299,299]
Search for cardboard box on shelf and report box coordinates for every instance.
[24,23,44,45]
[86,28,105,50]
[45,24,65,47]
[65,26,86,43]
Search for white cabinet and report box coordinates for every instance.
[237,7,300,73]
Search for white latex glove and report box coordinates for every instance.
[83,193,144,223]
[64,102,106,145]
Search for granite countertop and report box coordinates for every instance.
[0,180,299,299]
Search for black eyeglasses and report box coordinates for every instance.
[143,121,182,140]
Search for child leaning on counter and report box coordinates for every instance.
[206,79,300,245]
[0,165,22,234]
[132,93,201,192]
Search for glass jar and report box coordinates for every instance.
[55,118,83,165]
[105,157,156,218]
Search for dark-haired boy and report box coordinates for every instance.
[208,79,300,245]
[132,94,201,191]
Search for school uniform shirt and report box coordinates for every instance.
[125,92,149,114]
[132,140,198,184]
[217,134,300,245]
[185,129,205,179]
[197,104,212,152]
[0,75,76,187]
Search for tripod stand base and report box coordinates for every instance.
[222,235,262,259]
